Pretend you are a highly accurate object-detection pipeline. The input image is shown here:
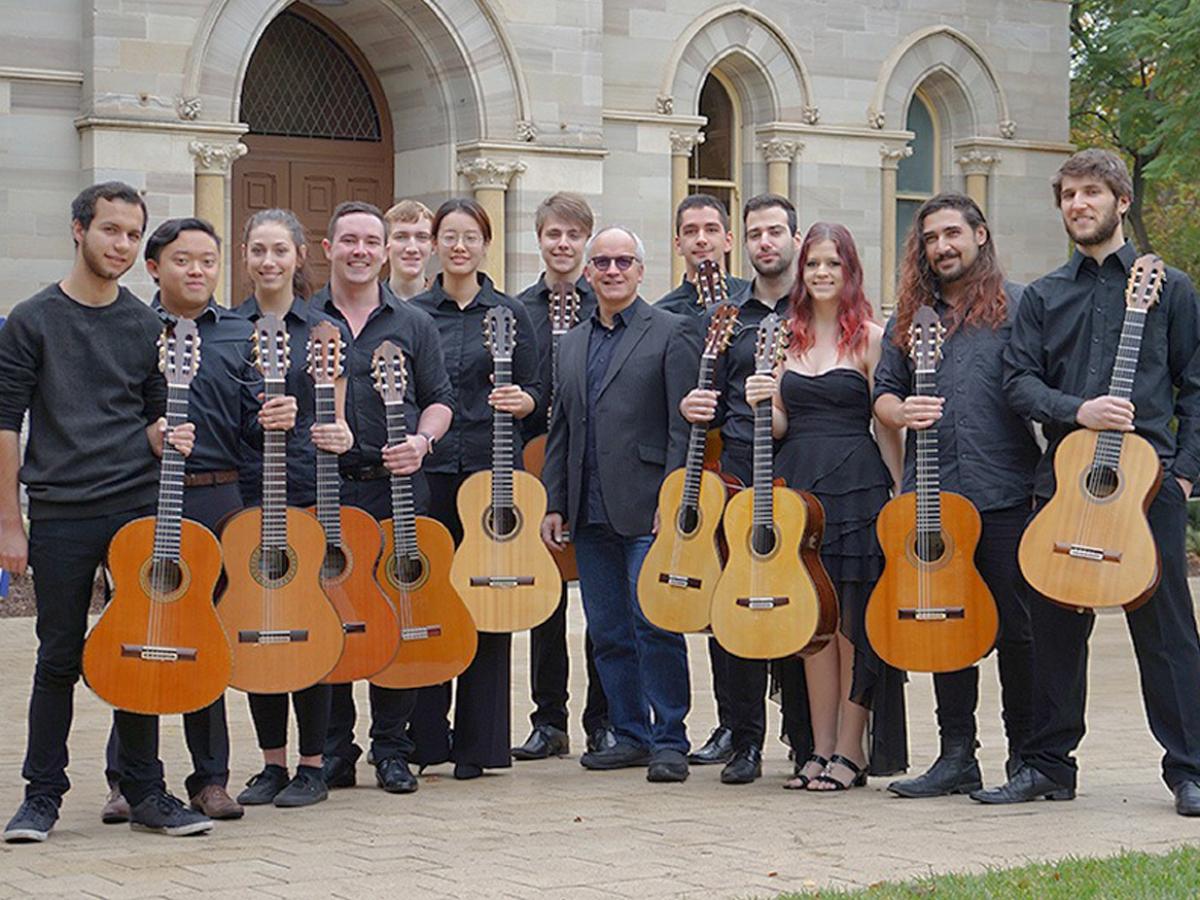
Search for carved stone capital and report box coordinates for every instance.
[188,140,247,175]
[655,95,674,116]
[1000,119,1017,140]
[515,119,537,142]
[758,138,803,164]
[801,106,820,126]
[956,149,1001,176]
[176,95,201,121]
[867,107,887,130]
[456,157,526,190]
[669,130,705,157]
[879,144,913,170]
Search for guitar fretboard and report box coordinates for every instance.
[152,383,189,563]
[680,354,718,511]
[384,400,419,561]
[314,383,342,546]
[1093,307,1147,470]
[751,388,774,529]
[913,365,942,537]
[261,376,288,550]
[492,357,515,514]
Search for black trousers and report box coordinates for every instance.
[248,685,331,758]
[1022,477,1200,790]
[22,506,166,806]
[408,471,511,769]
[526,581,608,734]
[324,476,419,766]
[931,504,1034,754]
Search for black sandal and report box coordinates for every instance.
[783,754,829,790]
[807,753,867,792]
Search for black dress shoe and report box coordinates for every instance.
[720,746,762,785]
[375,758,418,794]
[587,725,617,754]
[580,742,652,770]
[512,725,570,761]
[647,749,689,783]
[321,754,358,789]
[237,765,290,805]
[687,726,734,765]
[888,738,982,798]
[1174,781,1200,816]
[969,764,1074,804]
[273,766,328,808]
[453,763,484,780]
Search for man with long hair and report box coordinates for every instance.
[977,150,1200,816]
[874,192,1040,798]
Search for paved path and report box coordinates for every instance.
[0,585,1198,898]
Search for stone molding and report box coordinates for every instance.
[955,149,1001,176]
[176,96,202,121]
[456,157,527,190]
[655,96,674,116]
[879,144,913,170]
[188,140,248,175]
[757,138,803,163]
[669,130,705,157]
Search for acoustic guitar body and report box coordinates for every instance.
[371,515,478,689]
[309,505,399,684]
[638,467,728,632]
[84,517,231,715]
[866,492,998,673]
[796,492,839,658]
[450,469,561,632]
[710,486,821,659]
[217,506,345,693]
[523,436,577,580]
[1018,429,1161,610]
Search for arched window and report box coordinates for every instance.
[689,71,743,274]
[894,90,939,269]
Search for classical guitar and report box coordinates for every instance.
[84,319,232,715]
[710,314,835,659]
[368,341,478,689]
[637,302,738,632]
[450,306,560,632]
[522,281,579,581]
[217,313,345,693]
[305,322,400,684]
[1018,255,1166,610]
[865,305,998,672]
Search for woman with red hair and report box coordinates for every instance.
[746,222,906,791]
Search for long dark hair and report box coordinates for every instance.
[788,222,874,359]
[243,208,311,300]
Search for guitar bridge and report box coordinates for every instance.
[120,644,198,662]
[735,596,789,610]
[468,576,535,588]
[897,608,965,621]
[343,622,367,634]
[238,629,309,644]
[1053,541,1122,563]
[658,573,703,590]
[401,625,443,641]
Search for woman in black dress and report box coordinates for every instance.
[748,222,905,791]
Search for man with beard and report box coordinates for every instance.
[975,149,1200,817]
[0,184,207,841]
[873,193,1040,797]
[656,194,751,333]
[678,193,802,782]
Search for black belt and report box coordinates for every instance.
[340,464,390,482]
[183,469,239,488]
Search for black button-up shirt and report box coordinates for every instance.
[517,273,597,442]
[153,297,260,475]
[412,273,541,475]
[312,282,453,471]
[655,273,752,319]
[874,283,1039,512]
[1002,241,1200,497]
[581,304,631,525]
[231,296,354,507]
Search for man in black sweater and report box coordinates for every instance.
[0,183,209,841]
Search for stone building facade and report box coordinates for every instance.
[0,0,1072,311]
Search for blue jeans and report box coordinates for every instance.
[574,524,690,753]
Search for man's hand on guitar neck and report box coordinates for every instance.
[147,418,196,458]
[1076,395,1135,432]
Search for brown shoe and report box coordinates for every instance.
[189,785,244,820]
[101,785,130,824]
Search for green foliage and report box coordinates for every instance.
[1187,496,1200,557]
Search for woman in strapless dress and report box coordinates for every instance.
[746,222,905,791]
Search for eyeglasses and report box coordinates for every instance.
[438,231,484,248]
[589,255,639,271]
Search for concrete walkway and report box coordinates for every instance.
[0,585,1198,899]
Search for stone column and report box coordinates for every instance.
[955,149,1001,212]
[879,144,913,311]
[456,157,526,292]
[668,130,705,285]
[757,138,802,200]
[188,140,247,305]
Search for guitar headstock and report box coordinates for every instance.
[908,305,945,374]
[1126,254,1166,313]
[159,318,201,387]
[753,313,787,375]
[484,306,517,362]
[306,320,344,387]
[251,313,289,383]
[548,283,580,335]
[703,303,739,360]
[371,340,408,405]
[696,259,727,308]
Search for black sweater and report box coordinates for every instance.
[0,284,166,519]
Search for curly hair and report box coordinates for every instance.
[788,222,874,360]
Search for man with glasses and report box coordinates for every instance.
[541,227,700,782]
[385,200,434,301]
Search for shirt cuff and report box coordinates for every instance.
[1051,393,1086,426]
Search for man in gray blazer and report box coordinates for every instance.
[541,226,700,782]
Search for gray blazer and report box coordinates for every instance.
[543,297,700,537]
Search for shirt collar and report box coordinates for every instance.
[432,272,498,309]
[536,272,593,303]
[152,293,222,324]
[1066,240,1137,280]
[241,295,309,323]
[590,301,634,330]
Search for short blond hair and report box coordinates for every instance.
[384,199,434,229]
[534,192,594,237]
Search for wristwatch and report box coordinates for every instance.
[418,431,437,454]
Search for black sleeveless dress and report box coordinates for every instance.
[774,368,908,776]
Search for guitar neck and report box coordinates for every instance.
[152,383,189,562]
[680,354,718,511]
[492,357,514,515]
[751,390,774,527]
[313,383,342,546]
[547,331,562,427]
[261,377,288,550]
[384,402,419,560]
[913,368,941,536]
[1094,307,1147,467]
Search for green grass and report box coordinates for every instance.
[772,846,1200,898]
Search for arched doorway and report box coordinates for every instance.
[231,3,394,303]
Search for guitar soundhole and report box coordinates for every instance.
[397,553,425,586]
[677,505,700,536]
[914,533,947,563]
[1084,464,1120,500]
[485,505,520,541]
[751,524,777,557]
[147,559,183,594]
[259,548,290,581]
[323,544,348,579]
